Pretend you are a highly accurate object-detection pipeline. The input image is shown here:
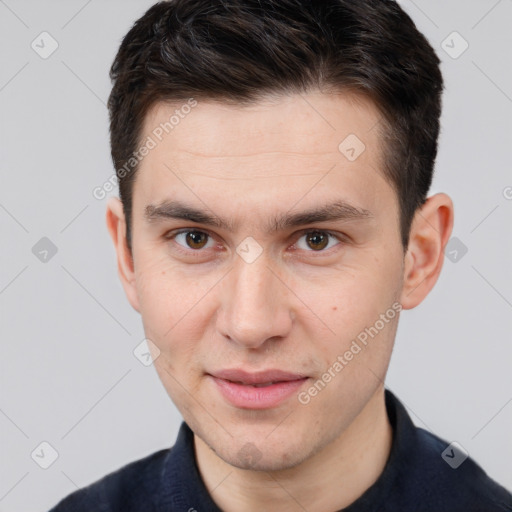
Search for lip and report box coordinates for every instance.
[208,369,309,409]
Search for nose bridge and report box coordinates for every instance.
[235,254,273,310]
[219,251,291,347]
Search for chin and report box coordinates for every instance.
[223,442,312,472]
[202,427,316,472]
[184,403,334,472]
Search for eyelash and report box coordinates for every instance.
[164,228,346,258]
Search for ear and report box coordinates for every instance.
[400,193,454,309]
[106,197,140,312]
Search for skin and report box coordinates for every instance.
[107,91,453,511]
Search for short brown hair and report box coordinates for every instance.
[108,0,443,249]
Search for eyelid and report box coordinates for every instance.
[165,227,215,240]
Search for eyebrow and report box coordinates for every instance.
[144,200,373,233]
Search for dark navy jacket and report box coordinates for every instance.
[48,389,512,511]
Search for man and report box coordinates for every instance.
[49,0,512,510]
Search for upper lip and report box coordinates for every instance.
[209,369,308,385]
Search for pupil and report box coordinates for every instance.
[307,232,328,250]
[187,231,207,249]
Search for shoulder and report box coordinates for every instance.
[47,448,170,512]
[382,390,512,511]
[397,426,512,511]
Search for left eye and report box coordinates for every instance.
[295,230,341,252]
[173,230,216,250]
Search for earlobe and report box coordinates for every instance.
[400,193,454,310]
[106,197,140,312]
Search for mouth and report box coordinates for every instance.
[238,381,284,388]
[207,369,309,409]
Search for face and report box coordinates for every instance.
[124,92,406,471]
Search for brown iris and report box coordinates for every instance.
[186,231,209,249]
[306,231,329,251]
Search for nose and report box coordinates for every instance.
[217,253,294,350]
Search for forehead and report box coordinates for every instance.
[142,91,382,162]
[135,92,395,226]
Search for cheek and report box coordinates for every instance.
[327,266,398,317]
[135,260,179,329]
[133,250,220,355]
[307,255,402,357]
[134,248,185,316]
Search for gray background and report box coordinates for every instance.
[1,0,511,510]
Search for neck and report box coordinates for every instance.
[194,387,393,512]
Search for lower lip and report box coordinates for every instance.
[210,376,308,409]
